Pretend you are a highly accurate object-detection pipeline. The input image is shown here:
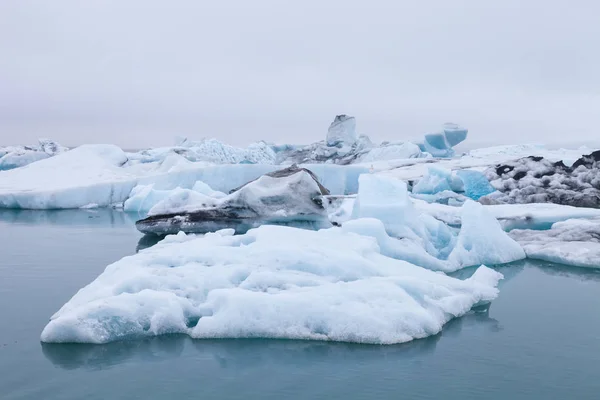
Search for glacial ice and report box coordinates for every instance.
[0,139,67,171]
[418,123,468,158]
[40,225,503,344]
[326,115,358,146]
[349,174,525,272]
[509,218,600,269]
[412,166,461,195]
[0,144,138,209]
[0,144,368,210]
[124,182,226,214]
[446,201,526,268]
[455,170,496,200]
[411,166,495,201]
[136,166,332,234]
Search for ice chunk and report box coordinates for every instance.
[442,123,468,147]
[509,218,600,269]
[326,115,358,146]
[0,150,49,171]
[455,170,496,200]
[448,201,526,267]
[0,145,137,209]
[0,139,67,171]
[350,174,456,262]
[40,224,503,344]
[358,142,422,162]
[124,182,225,214]
[418,123,468,158]
[351,174,424,240]
[136,165,332,235]
[148,189,219,216]
[412,166,462,195]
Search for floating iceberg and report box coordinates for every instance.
[0,139,67,171]
[412,166,495,201]
[41,225,503,344]
[0,144,137,209]
[349,174,525,272]
[509,218,600,269]
[135,165,332,235]
[418,123,468,158]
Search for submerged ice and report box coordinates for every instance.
[41,225,503,345]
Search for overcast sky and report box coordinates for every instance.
[1,1,599,149]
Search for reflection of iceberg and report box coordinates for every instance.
[42,307,502,372]
[0,208,137,228]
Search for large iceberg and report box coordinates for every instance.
[41,225,503,344]
[0,144,137,209]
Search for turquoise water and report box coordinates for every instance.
[1,209,600,399]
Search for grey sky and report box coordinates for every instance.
[1,1,599,149]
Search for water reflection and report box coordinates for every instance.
[531,260,600,281]
[0,208,137,228]
[41,309,499,371]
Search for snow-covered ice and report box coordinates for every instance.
[40,225,503,344]
[0,139,67,171]
[348,174,524,272]
[0,145,138,209]
[509,218,600,269]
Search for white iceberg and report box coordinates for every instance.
[136,165,332,235]
[0,139,67,171]
[41,225,503,344]
[0,144,137,209]
[349,174,525,272]
[509,218,600,269]
[326,115,358,146]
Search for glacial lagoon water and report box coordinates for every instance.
[1,209,599,399]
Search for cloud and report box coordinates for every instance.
[1,0,599,148]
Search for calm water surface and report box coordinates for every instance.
[1,209,599,399]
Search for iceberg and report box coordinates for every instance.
[0,139,67,171]
[349,174,525,271]
[447,201,526,268]
[40,225,503,344]
[418,123,468,158]
[0,144,137,209]
[326,115,358,146]
[455,170,496,200]
[412,166,461,195]
[509,218,600,269]
[411,166,494,201]
[135,165,332,235]
[481,151,600,207]
[128,138,277,165]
